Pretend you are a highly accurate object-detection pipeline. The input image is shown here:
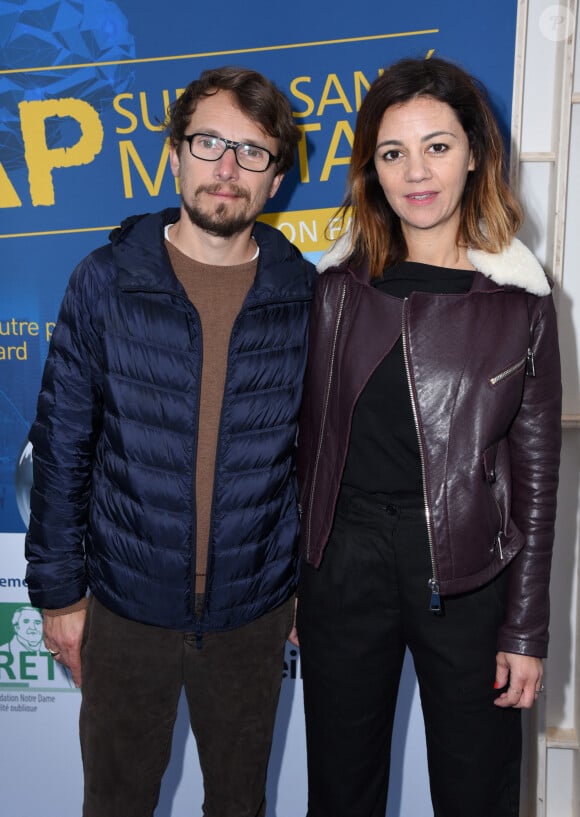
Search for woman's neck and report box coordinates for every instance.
[406,245,474,270]
[402,223,475,270]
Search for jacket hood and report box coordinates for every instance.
[109,208,183,292]
[317,228,551,297]
[108,208,315,300]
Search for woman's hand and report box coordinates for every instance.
[493,651,544,709]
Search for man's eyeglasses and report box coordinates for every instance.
[183,133,279,172]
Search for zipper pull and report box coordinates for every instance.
[525,347,536,377]
[495,532,504,560]
[428,578,442,614]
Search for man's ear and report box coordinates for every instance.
[268,172,285,199]
[169,142,181,178]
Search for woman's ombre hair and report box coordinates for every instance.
[334,57,522,278]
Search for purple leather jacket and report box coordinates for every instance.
[297,238,562,657]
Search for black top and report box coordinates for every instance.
[341,261,475,496]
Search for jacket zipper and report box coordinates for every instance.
[200,293,313,634]
[189,304,203,646]
[486,475,504,561]
[489,349,533,385]
[401,299,441,613]
[305,281,347,561]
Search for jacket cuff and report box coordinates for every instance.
[42,597,89,617]
[496,633,547,659]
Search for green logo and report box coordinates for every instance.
[0,603,73,690]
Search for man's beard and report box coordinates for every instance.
[182,184,257,238]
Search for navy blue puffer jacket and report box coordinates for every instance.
[25,209,316,633]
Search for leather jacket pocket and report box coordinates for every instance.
[489,353,527,386]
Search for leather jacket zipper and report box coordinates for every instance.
[401,299,441,614]
[305,281,347,561]
[488,482,505,561]
[489,349,533,385]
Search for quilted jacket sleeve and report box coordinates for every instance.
[25,253,105,610]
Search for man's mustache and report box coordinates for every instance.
[195,184,250,201]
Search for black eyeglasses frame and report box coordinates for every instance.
[182,133,279,172]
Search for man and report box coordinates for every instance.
[24,66,315,817]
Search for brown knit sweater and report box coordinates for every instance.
[166,239,256,597]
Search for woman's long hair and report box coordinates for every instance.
[336,57,522,278]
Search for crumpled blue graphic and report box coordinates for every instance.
[0,0,136,170]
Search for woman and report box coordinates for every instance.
[295,57,562,817]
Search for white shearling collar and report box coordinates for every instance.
[317,232,550,297]
[317,230,353,273]
[467,240,550,296]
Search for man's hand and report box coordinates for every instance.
[287,596,299,647]
[43,608,87,688]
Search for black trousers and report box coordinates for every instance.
[297,487,522,817]
[79,594,293,817]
